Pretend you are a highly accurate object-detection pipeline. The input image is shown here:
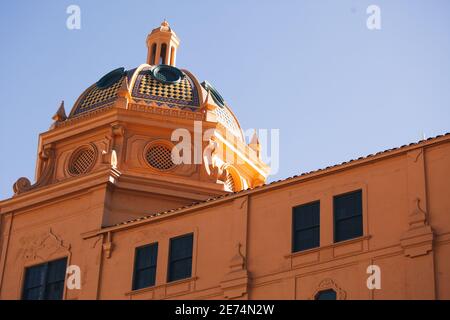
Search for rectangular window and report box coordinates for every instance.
[334,190,363,242]
[22,257,67,300]
[292,201,320,252]
[132,243,158,290]
[168,233,193,282]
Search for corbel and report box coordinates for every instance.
[102,232,114,259]
[13,143,56,196]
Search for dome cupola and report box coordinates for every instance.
[146,19,179,66]
[14,21,269,209]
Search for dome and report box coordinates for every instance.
[64,20,244,140]
[69,64,200,116]
[68,64,244,141]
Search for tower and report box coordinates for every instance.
[8,21,270,226]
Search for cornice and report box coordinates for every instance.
[0,167,120,214]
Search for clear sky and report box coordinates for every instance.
[1,0,449,199]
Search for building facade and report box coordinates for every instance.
[0,22,449,300]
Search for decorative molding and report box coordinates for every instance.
[115,76,131,109]
[311,278,346,300]
[110,150,118,169]
[400,198,434,258]
[125,277,198,299]
[55,104,114,128]
[220,243,249,299]
[111,123,125,138]
[13,144,56,196]
[128,102,204,121]
[20,228,71,262]
[413,148,423,163]
[203,137,227,184]
[108,122,126,170]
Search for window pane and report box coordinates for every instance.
[23,287,42,300]
[134,267,156,290]
[335,216,363,242]
[334,190,362,219]
[45,258,67,300]
[169,258,192,282]
[168,234,193,282]
[45,281,65,300]
[22,257,67,300]
[334,190,363,242]
[315,289,337,300]
[133,243,158,290]
[293,227,320,252]
[170,234,193,260]
[23,264,46,289]
[293,201,320,230]
[47,258,68,283]
[293,201,320,252]
[135,243,158,269]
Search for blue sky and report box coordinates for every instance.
[1,0,449,199]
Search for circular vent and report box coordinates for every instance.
[96,67,125,89]
[145,144,175,170]
[151,65,183,84]
[68,146,96,176]
[201,80,225,107]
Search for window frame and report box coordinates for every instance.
[21,257,68,300]
[292,200,321,253]
[333,189,363,243]
[132,242,158,291]
[167,233,194,283]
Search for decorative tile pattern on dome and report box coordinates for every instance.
[132,67,199,110]
[72,77,124,116]
[215,106,242,138]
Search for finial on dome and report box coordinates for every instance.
[50,101,67,129]
[52,101,67,122]
[161,19,169,28]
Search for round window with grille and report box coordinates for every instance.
[145,144,175,170]
[68,146,97,176]
[150,65,183,84]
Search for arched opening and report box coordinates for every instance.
[222,166,243,192]
[150,43,156,65]
[159,43,167,64]
[315,289,337,300]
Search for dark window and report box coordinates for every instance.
[150,43,156,64]
[22,257,67,300]
[315,289,337,300]
[292,201,320,252]
[334,190,363,242]
[132,243,158,290]
[168,233,193,282]
[159,43,167,64]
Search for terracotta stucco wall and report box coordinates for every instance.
[0,139,449,300]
